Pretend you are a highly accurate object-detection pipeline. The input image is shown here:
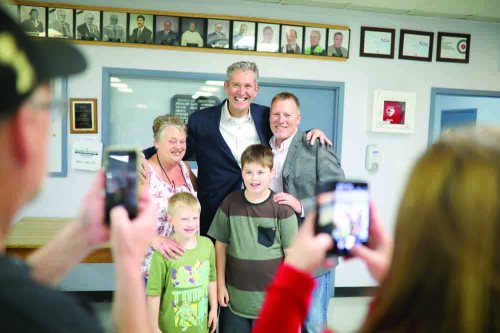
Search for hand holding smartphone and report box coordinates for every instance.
[315,180,370,256]
[104,146,140,225]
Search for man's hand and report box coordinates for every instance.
[350,203,393,282]
[273,192,302,214]
[284,212,334,274]
[110,189,156,264]
[208,308,218,333]
[306,128,332,146]
[78,170,109,246]
[217,284,230,307]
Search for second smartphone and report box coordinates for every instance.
[315,180,370,256]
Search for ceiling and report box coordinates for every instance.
[245,0,500,22]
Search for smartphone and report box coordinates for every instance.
[104,146,140,225]
[315,180,370,256]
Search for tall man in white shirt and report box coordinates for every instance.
[269,92,344,333]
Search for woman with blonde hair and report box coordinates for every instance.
[141,115,197,280]
[253,126,500,333]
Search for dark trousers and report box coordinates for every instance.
[219,307,254,333]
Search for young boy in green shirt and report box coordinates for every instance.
[147,192,217,333]
[208,144,298,333]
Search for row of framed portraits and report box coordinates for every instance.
[360,26,471,63]
[13,4,351,58]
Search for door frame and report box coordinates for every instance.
[428,87,500,146]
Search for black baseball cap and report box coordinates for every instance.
[0,6,86,115]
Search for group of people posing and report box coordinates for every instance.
[140,61,344,333]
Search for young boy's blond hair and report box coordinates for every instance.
[167,192,201,216]
[240,144,274,170]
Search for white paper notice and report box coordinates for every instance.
[71,140,103,171]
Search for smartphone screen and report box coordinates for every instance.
[105,149,139,224]
[315,181,370,256]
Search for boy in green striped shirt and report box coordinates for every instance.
[208,144,298,333]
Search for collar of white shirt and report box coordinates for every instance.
[221,100,252,124]
[269,129,298,151]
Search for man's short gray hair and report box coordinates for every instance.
[226,61,259,83]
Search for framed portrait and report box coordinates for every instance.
[128,13,154,44]
[304,27,327,56]
[75,10,101,41]
[19,5,46,37]
[436,32,471,63]
[179,17,206,48]
[48,8,73,39]
[256,23,280,53]
[360,27,395,59]
[102,12,127,42]
[155,15,180,45]
[206,19,230,48]
[69,98,98,134]
[372,90,416,134]
[327,28,350,58]
[232,21,256,51]
[280,25,303,54]
[399,29,433,62]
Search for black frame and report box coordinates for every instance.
[360,26,395,59]
[436,32,471,64]
[279,24,304,54]
[326,28,351,58]
[231,20,256,51]
[398,29,434,62]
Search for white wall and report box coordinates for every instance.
[21,0,500,289]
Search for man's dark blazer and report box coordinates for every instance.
[129,27,153,44]
[77,23,99,40]
[155,30,178,45]
[144,101,272,236]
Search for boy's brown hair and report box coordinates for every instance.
[167,192,201,216]
[240,144,274,170]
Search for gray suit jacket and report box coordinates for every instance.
[282,130,345,216]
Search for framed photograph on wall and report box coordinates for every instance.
[128,13,154,44]
[372,90,416,134]
[360,26,395,59]
[232,21,256,50]
[48,8,74,39]
[206,19,230,48]
[399,29,433,62]
[256,23,280,52]
[70,98,98,134]
[280,25,303,54]
[304,27,327,56]
[75,10,100,41]
[102,12,127,42]
[436,32,471,63]
[19,5,46,37]
[179,17,206,47]
[155,16,180,45]
[327,28,350,58]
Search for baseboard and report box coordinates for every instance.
[333,286,377,297]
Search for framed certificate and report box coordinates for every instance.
[399,29,433,62]
[360,26,395,59]
[69,98,98,134]
[436,32,471,63]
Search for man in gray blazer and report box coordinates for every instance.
[269,92,344,333]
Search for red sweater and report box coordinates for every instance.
[252,263,333,333]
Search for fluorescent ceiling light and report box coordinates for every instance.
[195,91,214,97]
[110,77,122,83]
[205,80,225,86]
[136,103,148,109]
[200,86,220,93]
[111,82,128,88]
[118,87,133,93]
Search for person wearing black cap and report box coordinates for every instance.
[0,7,155,333]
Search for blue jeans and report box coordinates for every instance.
[303,269,335,333]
